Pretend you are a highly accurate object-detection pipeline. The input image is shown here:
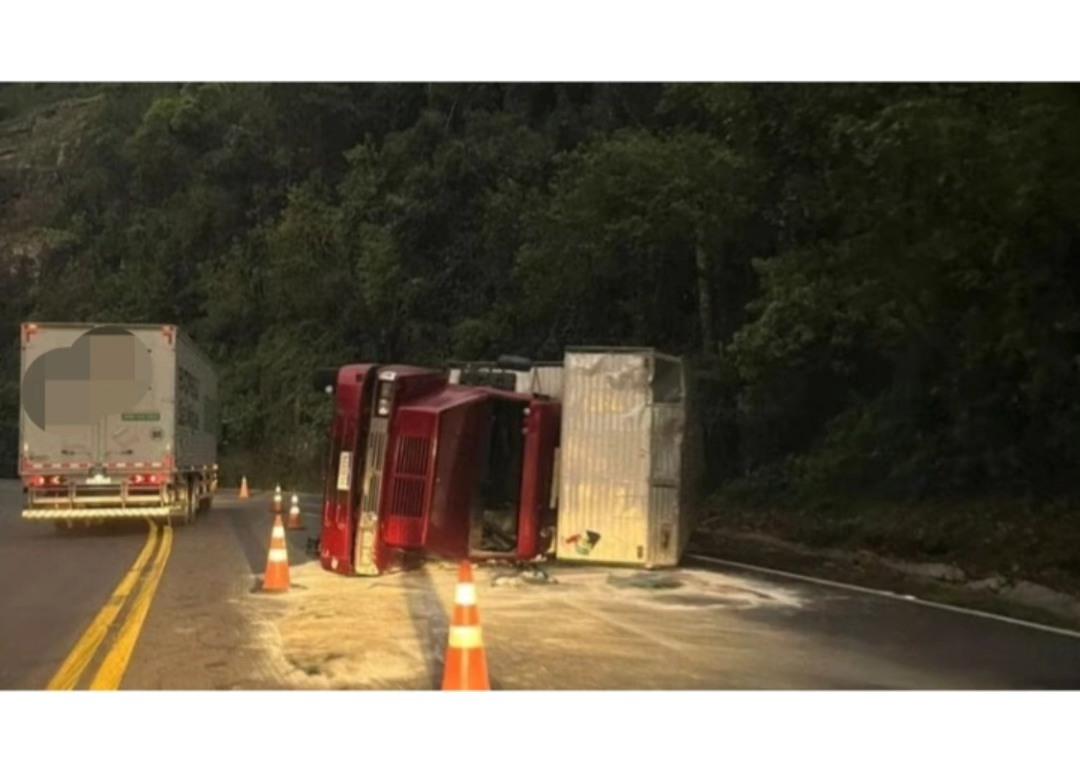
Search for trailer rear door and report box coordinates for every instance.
[20,324,175,473]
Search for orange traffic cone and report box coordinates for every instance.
[261,515,290,592]
[441,561,490,690]
[239,476,250,499]
[286,493,303,530]
[271,484,283,514]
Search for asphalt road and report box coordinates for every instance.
[684,556,1080,688]
[0,478,311,689]
[0,479,148,688]
[2,476,1080,689]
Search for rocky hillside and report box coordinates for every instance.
[0,89,103,267]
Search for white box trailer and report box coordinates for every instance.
[19,322,218,524]
[555,347,699,568]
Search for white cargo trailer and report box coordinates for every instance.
[555,347,698,568]
[19,322,218,524]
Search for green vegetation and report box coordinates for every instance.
[2,83,1079,522]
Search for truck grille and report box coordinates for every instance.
[360,420,389,515]
[354,417,389,575]
[389,478,425,518]
[383,435,430,546]
[362,473,381,512]
[396,436,430,476]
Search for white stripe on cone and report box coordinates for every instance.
[268,548,289,562]
[455,583,477,606]
[448,625,483,649]
[272,526,286,539]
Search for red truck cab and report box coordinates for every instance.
[319,364,559,576]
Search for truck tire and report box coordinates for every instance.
[178,481,197,525]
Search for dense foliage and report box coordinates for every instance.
[1,83,1078,499]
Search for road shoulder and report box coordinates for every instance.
[688,525,1080,632]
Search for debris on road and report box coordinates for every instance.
[491,564,556,587]
[231,555,810,690]
[607,572,684,591]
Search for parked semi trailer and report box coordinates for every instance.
[316,348,699,576]
[19,322,219,525]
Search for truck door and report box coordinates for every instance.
[99,327,172,471]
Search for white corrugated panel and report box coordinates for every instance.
[557,351,651,564]
[520,365,564,399]
[556,348,689,567]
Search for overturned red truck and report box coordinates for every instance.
[316,349,699,577]
[317,363,560,576]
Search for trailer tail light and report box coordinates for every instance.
[130,473,164,485]
[26,474,66,487]
[21,323,39,346]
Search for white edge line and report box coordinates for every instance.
[686,553,1080,641]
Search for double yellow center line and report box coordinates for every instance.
[47,521,174,690]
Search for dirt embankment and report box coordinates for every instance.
[690,497,1080,631]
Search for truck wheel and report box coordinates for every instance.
[178,484,197,525]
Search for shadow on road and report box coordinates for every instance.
[226,508,271,575]
[43,521,152,540]
[402,561,450,690]
[225,504,321,577]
